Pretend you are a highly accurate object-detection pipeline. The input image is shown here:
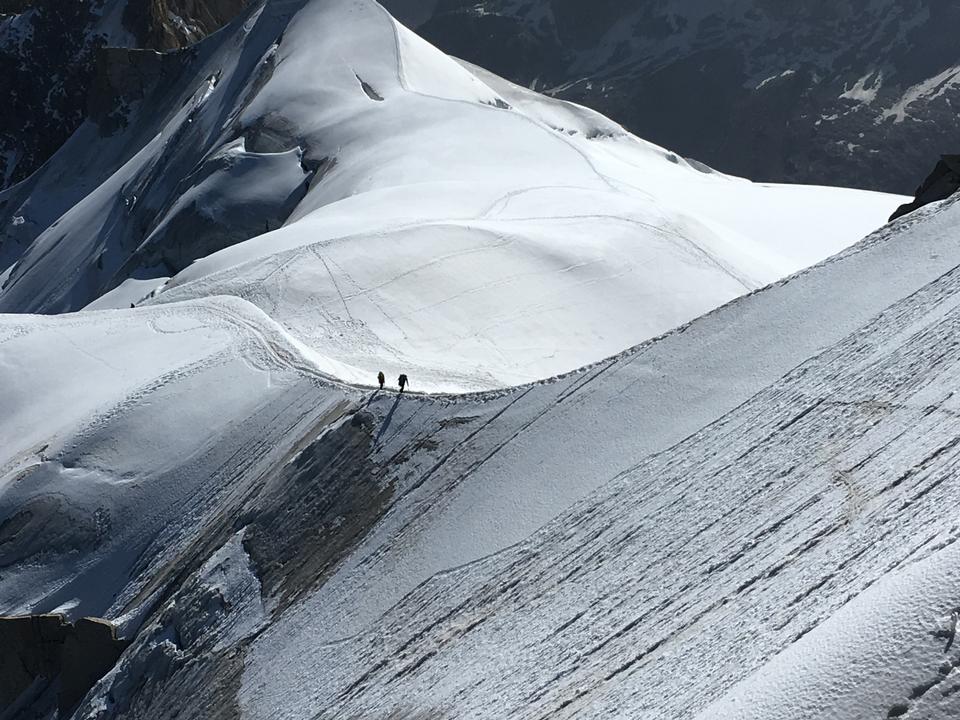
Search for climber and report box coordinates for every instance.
[377,371,385,390]
[398,373,408,393]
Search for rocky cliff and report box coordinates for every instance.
[0,0,249,190]
[125,0,252,50]
[0,615,127,716]
[891,155,960,221]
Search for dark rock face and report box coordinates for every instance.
[0,0,111,189]
[890,155,960,221]
[0,0,249,191]
[0,614,127,715]
[241,406,393,612]
[385,0,960,193]
[0,0,33,13]
[123,0,252,51]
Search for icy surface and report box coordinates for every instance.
[1,196,955,718]
[238,198,960,719]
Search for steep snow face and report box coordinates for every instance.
[0,0,898,390]
[387,0,960,193]
[2,2,954,718]
[235,198,960,720]
[0,294,353,619]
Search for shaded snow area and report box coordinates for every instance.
[0,0,900,392]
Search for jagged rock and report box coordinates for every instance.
[0,0,250,191]
[122,0,252,51]
[87,46,192,132]
[0,614,128,715]
[890,155,960,221]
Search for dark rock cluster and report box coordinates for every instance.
[890,155,960,221]
[0,614,128,715]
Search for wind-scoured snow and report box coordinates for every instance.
[3,190,947,720]
[231,199,960,720]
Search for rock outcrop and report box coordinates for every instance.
[0,0,250,191]
[890,154,960,221]
[123,0,252,51]
[0,614,128,715]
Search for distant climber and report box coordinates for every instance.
[377,371,385,390]
[398,374,408,393]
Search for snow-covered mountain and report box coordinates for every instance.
[385,0,960,194]
[3,143,960,720]
[2,1,952,719]
[0,0,898,391]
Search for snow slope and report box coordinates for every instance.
[0,294,352,620]
[1,187,955,719]
[1,0,901,392]
[1,1,950,718]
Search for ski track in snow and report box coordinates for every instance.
[1,0,901,393]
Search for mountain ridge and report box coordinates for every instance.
[384,0,960,193]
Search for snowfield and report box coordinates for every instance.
[1,1,954,719]
[1,0,900,392]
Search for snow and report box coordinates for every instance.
[121,0,901,392]
[756,69,796,90]
[839,70,883,104]
[237,197,960,720]
[0,0,902,392]
[82,277,169,310]
[7,191,951,716]
[0,0,950,718]
[0,294,351,618]
[195,530,268,652]
[881,64,960,122]
[701,541,960,719]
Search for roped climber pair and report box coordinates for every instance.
[377,371,408,393]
